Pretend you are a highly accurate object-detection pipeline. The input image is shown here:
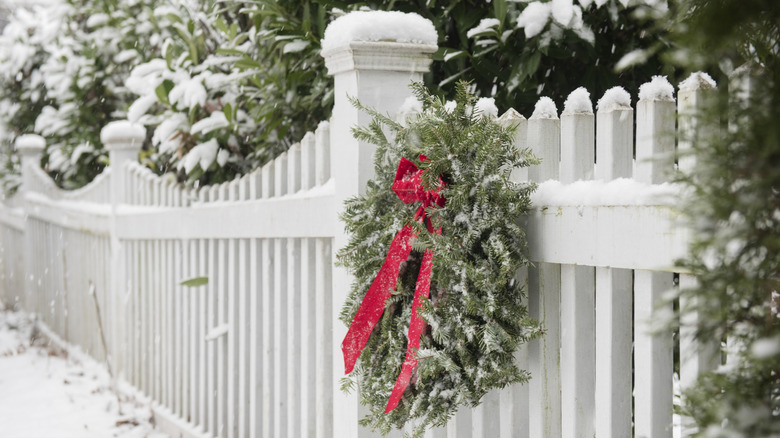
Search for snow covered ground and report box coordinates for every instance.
[0,302,166,438]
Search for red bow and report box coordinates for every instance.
[342,155,445,413]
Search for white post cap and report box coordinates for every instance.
[14,134,46,157]
[101,120,146,151]
[320,11,438,75]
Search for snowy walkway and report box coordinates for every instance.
[0,303,166,438]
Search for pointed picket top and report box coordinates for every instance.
[499,107,529,183]
[498,107,526,125]
[679,71,717,92]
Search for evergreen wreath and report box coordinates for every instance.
[338,82,542,436]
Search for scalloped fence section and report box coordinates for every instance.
[0,38,755,438]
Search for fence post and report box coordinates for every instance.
[16,134,45,195]
[101,121,145,204]
[101,121,145,381]
[321,13,437,438]
[15,134,45,311]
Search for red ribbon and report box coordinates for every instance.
[342,155,445,413]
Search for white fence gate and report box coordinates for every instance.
[0,20,747,438]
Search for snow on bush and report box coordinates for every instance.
[0,0,174,190]
[124,2,272,183]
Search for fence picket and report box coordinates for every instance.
[300,238,316,437]
[593,87,635,438]
[314,237,332,438]
[527,104,560,182]
[187,239,199,427]
[167,240,175,411]
[289,143,302,195]
[274,150,289,437]
[273,237,288,438]
[315,122,330,185]
[679,274,719,436]
[287,238,301,438]
[207,239,218,437]
[227,238,238,438]
[140,240,149,396]
[636,86,676,184]
[262,238,275,437]
[237,238,249,438]
[594,267,633,437]
[527,98,562,438]
[217,239,228,438]
[197,238,208,432]
[447,407,472,438]
[472,391,500,438]
[301,133,316,190]
[261,161,276,437]
[634,270,674,438]
[249,238,262,437]
[499,108,528,183]
[180,239,190,424]
[176,240,186,419]
[559,92,597,438]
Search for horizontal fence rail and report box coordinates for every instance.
[0,31,744,438]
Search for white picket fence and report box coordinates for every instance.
[0,24,750,438]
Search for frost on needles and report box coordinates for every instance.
[337,82,542,436]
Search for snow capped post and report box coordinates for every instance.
[635,76,676,184]
[101,121,145,204]
[595,87,633,180]
[559,87,596,438]
[15,134,45,194]
[633,76,675,438]
[677,72,718,174]
[320,10,437,438]
[527,97,560,182]
[321,10,437,195]
[560,87,595,183]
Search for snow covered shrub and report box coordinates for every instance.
[0,0,174,190]
[128,0,339,185]
[0,2,70,194]
[126,1,262,183]
[38,0,174,189]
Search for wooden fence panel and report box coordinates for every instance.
[0,42,736,438]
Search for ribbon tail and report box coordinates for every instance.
[385,248,434,413]
[342,225,416,375]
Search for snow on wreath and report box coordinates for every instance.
[337,82,542,435]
